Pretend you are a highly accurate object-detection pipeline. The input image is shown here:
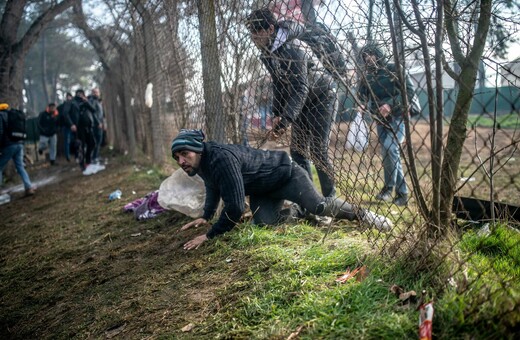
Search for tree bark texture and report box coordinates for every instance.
[197,0,226,142]
[0,0,76,107]
[131,0,165,165]
[440,0,492,229]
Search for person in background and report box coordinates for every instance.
[170,129,392,250]
[37,103,59,165]
[57,92,74,162]
[357,44,415,206]
[88,88,104,164]
[71,89,103,175]
[0,103,36,196]
[246,8,338,199]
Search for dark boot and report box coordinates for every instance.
[393,194,408,206]
[316,197,357,220]
[375,187,393,201]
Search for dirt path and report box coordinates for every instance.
[0,155,231,338]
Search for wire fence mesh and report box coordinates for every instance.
[91,0,519,334]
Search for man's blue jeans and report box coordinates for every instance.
[258,104,270,130]
[377,118,408,196]
[38,134,57,161]
[62,126,73,161]
[0,143,33,190]
[92,126,103,162]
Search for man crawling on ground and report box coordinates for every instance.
[171,129,393,250]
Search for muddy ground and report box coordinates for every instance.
[0,155,209,338]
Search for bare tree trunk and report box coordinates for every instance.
[130,0,165,165]
[40,31,50,104]
[51,70,59,103]
[366,0,375,44]
[0,0,76,107]
[164,0,188,130]
[72,0,138,160]
[197,0,225,142]
[440,0,492,229]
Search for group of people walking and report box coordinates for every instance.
[38,88,106,175]
[0,87,107,198]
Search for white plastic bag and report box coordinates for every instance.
[345,111,369,152]
[158,169,205,218]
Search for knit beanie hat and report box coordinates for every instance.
[171,129,205,156]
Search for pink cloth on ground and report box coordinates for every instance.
[123,190,167,220]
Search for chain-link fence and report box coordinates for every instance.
[81,0,519,334]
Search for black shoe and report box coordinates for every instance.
[375,187,393,202]
[38,149,43,155]
[50,160,57,166]
[393,194,408,206]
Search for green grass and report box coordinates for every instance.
[178,222,519,339]
[467,113,520,129]
[192,225,418,339]
[434,224,520,338]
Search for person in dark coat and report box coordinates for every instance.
[246,8,337,198]
[357,45,416,206]
[171,129,392,250]
[57,92,74,162]
[88,88,104,163]
[37,103,59,165]
[70,89,98,174]
[0,103,35,195]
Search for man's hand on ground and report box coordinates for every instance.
[180,218,208,231]
[183,234,208,250]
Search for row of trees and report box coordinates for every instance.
[24,27,96,115]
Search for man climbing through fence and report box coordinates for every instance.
[246,8,338,199]
[170,129,393,250]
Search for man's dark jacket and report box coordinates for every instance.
[0,110,21,147]
[71,96,97,134]
[88,94,103,126]
[57,100,72,127]
[196,142,293,238]
[258,24,334,130]
[357,45,415,122]
[37,109,59,137]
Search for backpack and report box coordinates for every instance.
[6,109,27,142]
